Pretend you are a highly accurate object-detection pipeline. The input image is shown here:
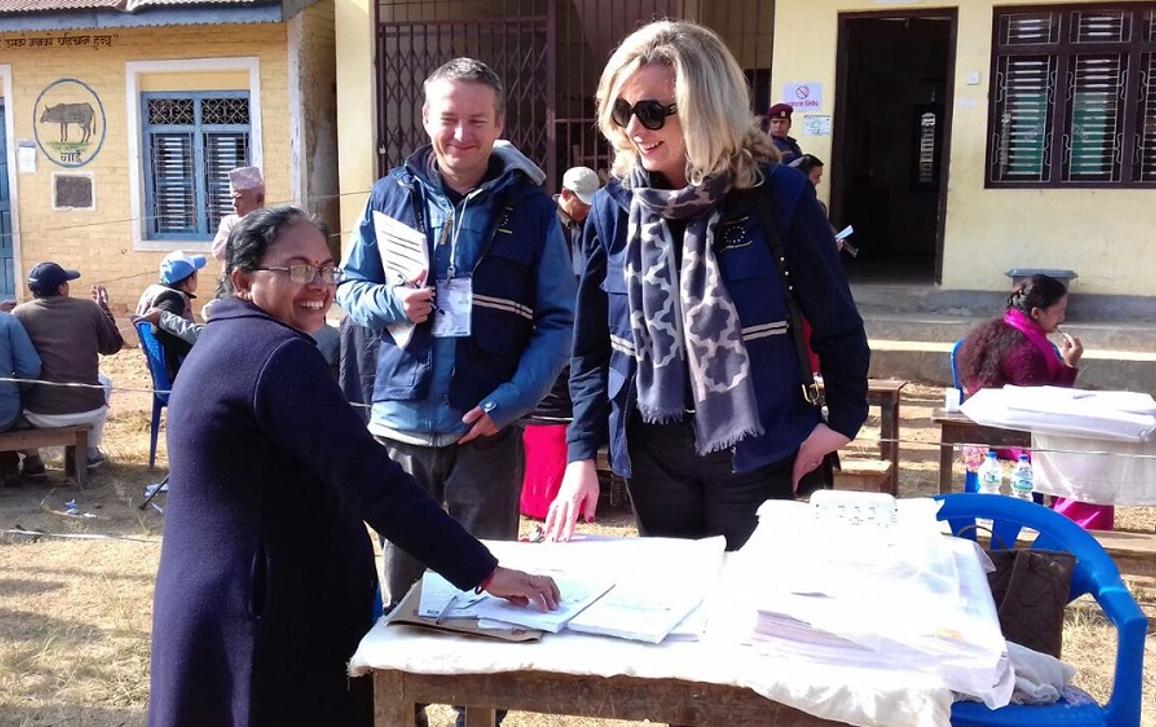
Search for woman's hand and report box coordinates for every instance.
[544,459,600,542]
[1059,331,1083,367]
[483,566,560,611]
[791,422,851,493]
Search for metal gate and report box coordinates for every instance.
[376,0,555,183]
[376,0,775,191]
[0,102,13,298]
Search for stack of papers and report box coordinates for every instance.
[735,497,1012,706]
[371,211,429,349]
[397,536,727,645]
[416,570,613,634]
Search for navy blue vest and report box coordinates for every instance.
[367,168,556,410]
[589,169,822,476]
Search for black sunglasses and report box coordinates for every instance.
[611,98,678,131]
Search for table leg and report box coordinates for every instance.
[374,670,418,727]
[881,398,900,496]
[74,430,88,490]
[938,430,953,495]
[463,706,498,727]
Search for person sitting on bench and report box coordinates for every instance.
[14,262,123,474]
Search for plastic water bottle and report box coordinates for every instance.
[977,450,1004,496]
[1010,455,1034,501]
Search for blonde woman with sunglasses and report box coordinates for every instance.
[545,21,869,549]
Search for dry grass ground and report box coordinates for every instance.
[1,332,1154,726]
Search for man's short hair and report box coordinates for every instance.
[423,57,506,119]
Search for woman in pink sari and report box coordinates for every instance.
[957,274,1112,530]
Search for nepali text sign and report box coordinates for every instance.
[783,83,823,112]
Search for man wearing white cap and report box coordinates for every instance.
[210,166,265,262]
[555,166,599,276]
[135,251,207,378]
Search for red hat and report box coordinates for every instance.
[767,103,794,120]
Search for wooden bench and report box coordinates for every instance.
[1090,530,1156,580]
[834,458,893,493]
[0,424,91,489]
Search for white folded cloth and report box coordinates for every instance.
[1006,641,1076,705]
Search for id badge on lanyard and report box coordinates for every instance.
[432,277,472,338]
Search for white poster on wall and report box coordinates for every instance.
[802,115,832,137]
[17,142,37,173]
[783,82,823,112]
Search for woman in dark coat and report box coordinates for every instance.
[148,206,558,727]
[544,21,869,548]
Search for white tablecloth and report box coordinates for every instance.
[350,548,966,727]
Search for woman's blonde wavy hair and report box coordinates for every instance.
[596,20,778,189]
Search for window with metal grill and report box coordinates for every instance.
[988,3,1156,188]
[141,91,251,240]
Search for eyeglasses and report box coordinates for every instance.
[254,265,343,285]
[611,98,678,131]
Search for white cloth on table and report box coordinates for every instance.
[350,528,1011,727]
[960,386,1156,443]
[1030,433,1156,505]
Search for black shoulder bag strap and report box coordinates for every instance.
[751,182,821,408]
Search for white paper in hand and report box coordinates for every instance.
[372,211,428,285]
[372,211,429,349]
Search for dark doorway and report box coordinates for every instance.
[831,12,956,285]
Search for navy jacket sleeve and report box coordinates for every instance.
[253,337,497,591]
[779,174,870,440]
[566,209,611,462]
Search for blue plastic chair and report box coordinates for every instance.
[936,494,1146,727]
[134,321,171,470]
[950,339,980,493]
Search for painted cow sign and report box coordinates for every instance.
[39,102,96,143]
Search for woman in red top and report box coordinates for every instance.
[958,274,1112,530]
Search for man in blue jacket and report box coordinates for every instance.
[337,57,575,609]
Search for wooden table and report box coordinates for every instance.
[373,668,843,726]
[821,378,906,495]
[931,409,1030,495]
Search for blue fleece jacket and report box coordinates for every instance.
[337,143,575,436]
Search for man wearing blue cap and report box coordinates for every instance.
[136,251,207,379]
[14,262,123,473]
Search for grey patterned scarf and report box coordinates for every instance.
[623,168,764,454]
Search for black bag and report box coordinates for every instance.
[986,547,1075,658]
[960,525,1075,658]
[753,184,838,496]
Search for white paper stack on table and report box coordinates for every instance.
[371,211,429,349]
[407,535,727,644]
[733,492,1013,708]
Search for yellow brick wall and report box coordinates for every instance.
[0,23,291,310]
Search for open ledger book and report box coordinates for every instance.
[394,536,727,644]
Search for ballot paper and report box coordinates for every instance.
[372,211,429,349]
[469,575,614,633]
[566,536,725,643]
[416,571,486,620]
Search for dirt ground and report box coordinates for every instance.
[1,335,1154,726]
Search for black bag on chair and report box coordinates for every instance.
[986,547,1075,658]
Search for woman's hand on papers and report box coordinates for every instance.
[544,460,600,542]
[484,567,561,611]
[791,423,851,493]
